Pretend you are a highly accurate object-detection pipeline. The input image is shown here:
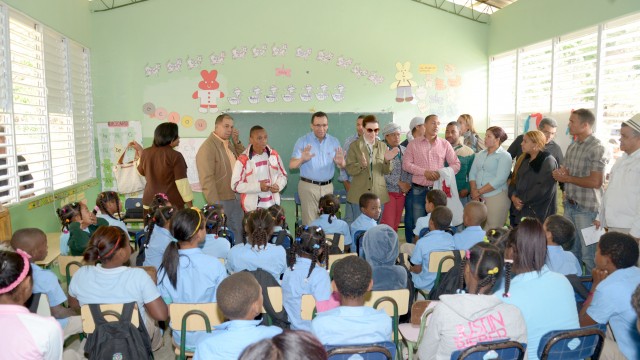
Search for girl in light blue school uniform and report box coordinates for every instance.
[142,206,176,270]
[310,194,352,252]
[268,205,292,248]
[199,204,231,259]
[157,208,227,351]
[282,225,332,331]
[95,191,130,238]
[226,208,287,281]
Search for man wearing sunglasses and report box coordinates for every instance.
[345,115,399,220]
[402,115,460,238]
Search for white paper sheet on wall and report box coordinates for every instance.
[175,137,205,192]
[96,121,143,193]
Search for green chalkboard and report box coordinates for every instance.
[229,112,393,198]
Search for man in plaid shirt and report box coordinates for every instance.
[553,109,608,273]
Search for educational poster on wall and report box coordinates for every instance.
[174,138,205,192]
[96,121,143,192]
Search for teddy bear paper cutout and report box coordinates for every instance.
[193,70,225,113]
[390,62,417,102]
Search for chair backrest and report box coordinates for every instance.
[26,293,51,317]
[59,255,84,277]
[538,323,607,360]
[326,233,344,252]
[261,286,284,313]
[135,266,158,284]
[428,251,464,272]
[301,294,316,321]
[397,253,411,271]
[326,341,396,360]
[450,340,527,360]
[328,253,357,278]
[80,303,141,334]
[218,257,225,265]
[364,289,410,317]
[168,303,224,332]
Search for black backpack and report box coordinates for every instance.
[428,250,463,300]
[328,233,344,255]
[85,302,153,360]
[246,269,290,329]
[271,229,293,250]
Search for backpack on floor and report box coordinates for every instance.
[85,302,153,360]
[246,269,290,329]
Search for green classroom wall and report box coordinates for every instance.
[489,0,640,56]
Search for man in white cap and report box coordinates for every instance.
[594,114,640,241]
[400,116,425,147]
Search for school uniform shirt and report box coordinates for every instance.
[68,218,109,256]
[418,294,527,360]
[97,214,130,239]
[59,232,71,256]
[282,257,332,331]
[68,264,161,323]
[200,233,231,259]
[226,242,287,281]
[496,266,579,360]
[453,226,485,250]
[31,264,69,329]
[410,230,455,290]
[0,304,63,360]
[350,213,378,246]
[311,306,392,345]
[587,266,640,360]
[193,319,282,360]
[310,214,352,247]
[157,248,227,350]
[143,226,175,270]
[545,245,582,276]
[413,214,432,236]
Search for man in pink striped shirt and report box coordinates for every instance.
[402,115,460,231]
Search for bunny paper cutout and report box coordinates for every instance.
[192,70,225,113]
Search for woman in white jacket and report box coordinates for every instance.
[418,242,527,360]
[231,126,288,212]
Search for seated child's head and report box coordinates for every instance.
[597,232,639,271]
[333,256,372,304]
[502,218,545,297]
[84,226,131,265]
[0,249,34,305]
[217,272,263,321]
[203,204,225,235]
[56,201,92,232]
[147,206,176,236]
[10,228,47,262]
[459,242,503,295]
[463,201,487,227]
[240,330,327,360]
[318,194,340,223]
[96,191,122,220]
[362,224,398,267]
[290,226,329,276]
[359,192,381,220]
[429,206,453,231]
[426,189,447,213]
[149,193,171,211]
[543,215,575,249]
[246,208,275,249]
[485,227,511,252]
[268,205,287,229]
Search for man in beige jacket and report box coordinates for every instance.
[196,113,245,243]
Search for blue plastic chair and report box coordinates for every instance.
[326,341,396,360]
[537,323,606,360]
[450,340,527,360]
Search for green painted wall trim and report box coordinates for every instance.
[489,0,640,55]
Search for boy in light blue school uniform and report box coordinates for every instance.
[142,206,176,270]
[11,229,82,338]
[350,193,381,255]
[454,201,487,250]
[193,273,282,360]
[312,256,391,345]
[543,215,582,276]
[413,189,448,242]
[226,208,287,281]
[311,194,352,251]
[410,206,456,291]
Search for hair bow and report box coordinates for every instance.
[465,250,471,260]
[487,267,499,275]
[483,236,489,243]
[312,244,320,250]
[491,229,496,235]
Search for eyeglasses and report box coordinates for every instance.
[366,128,380,133]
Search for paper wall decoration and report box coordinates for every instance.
[265,85,278,103]
[295,47,312,60]
[300,84,313,102]
[187,55,203,70]
[336,56,353,69]
[193,70,225,113]
[282,85,295,102]
[252,44,267,58]
[272,43,288,57]
[332,84,345,102]
[228,88,242,105]
[145,63,161,77]
[316,50,333,63]
[174,137,206,191]
[210,51,226,65]
[390,62,417,102]
[315,84,329,101]
[143,102,155,116]
[248,87,262,104]
[194,119,207,131]
[275,65,291,77]
[155,107,167,120]
[231,47,248,60]
[181,115,194,128]
[167,58,183,73]
[168,112,180,123]
[418,64,438,74]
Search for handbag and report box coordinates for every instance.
[113,146,146,194]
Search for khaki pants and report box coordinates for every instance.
[600,326,626,360]
[483,190,510,230]
[298,180,333,225]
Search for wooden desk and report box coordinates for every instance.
[36,232,61,268]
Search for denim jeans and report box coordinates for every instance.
[563,201,598,273]
[403,186,428,243]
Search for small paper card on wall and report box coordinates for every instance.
[175,138,205,192]
[581,226,605,246]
